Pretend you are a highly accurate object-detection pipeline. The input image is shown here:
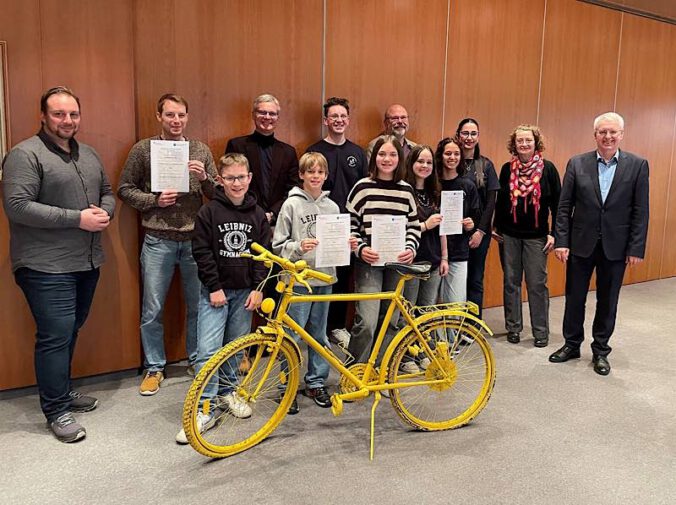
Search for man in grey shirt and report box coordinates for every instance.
[2,86,115,443]
[365,103,418,163]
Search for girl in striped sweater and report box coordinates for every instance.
[345,135,421,364]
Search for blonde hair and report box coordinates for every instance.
[299,152,328,174]
[217,153,250,175]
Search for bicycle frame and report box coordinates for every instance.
[258,270,448,402]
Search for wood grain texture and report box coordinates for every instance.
[615,14,676,284]
[324,0,448,149]
[444,0,546,307]
[132,0,323,362]
[537,0,622,297]
[0,0,139,389]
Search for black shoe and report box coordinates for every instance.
[305,387,331,408]
[533,337,549,348]
[507,332,520,344]
[549,345,581,363]
[592,355,611,376]
[69,391,98,413]
[275,393,299,415]
[288,397,299,415]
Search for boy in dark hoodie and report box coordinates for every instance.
[176,153,270,444]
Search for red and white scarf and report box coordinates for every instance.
[509,152,544,227]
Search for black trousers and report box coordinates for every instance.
[562,241,627,357]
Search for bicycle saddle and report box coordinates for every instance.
[384,261,432,278]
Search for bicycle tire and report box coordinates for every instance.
[386,311,495,431]
[182,333,300,458]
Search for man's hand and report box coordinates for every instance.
[626,256,643,266]
[245,290,263,311]
[158,190,178,208]
[265,212,274,223]
[462,217,474,231]
[188,160,208,182]
[554,247,569,263]
[79,205,110,232]
[468,230,483,248]
[210,289,227,307]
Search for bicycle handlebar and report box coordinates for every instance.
[248,242,335,285]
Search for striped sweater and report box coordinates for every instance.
[346,177,421,259]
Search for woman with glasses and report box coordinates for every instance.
[455,118,499,316]
[493,125,561,347]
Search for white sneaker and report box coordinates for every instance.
[330,328,351,348]
[223,392,252,419]
[176,411,215,445]
[399,361,420,374]
[419,357,431,370]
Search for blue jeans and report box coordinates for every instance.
[195,287,253,407]
[347,262,401,364]
[284,285,331,389]
[140,235,200,371]
[440,261,468,303]
[14,267,100,422]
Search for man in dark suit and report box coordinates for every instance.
[225,94,299,225]
[550,112,649,375]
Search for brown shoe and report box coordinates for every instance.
[140,370,164,396]
[238,353,251,374]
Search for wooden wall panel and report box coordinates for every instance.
[324,0,448,149]
[537,0,622,298]
[131,0,323,362]
[444,0,546,308]
[662,115,676,277]
[0,0,43,390]
[615,15,676,284]
[0,0,139,389]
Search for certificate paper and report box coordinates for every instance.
[440,191,463,235]
[150,140,189,193]
[315,214,351,268]
[371,215,406,266]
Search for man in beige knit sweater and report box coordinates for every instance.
[118,93,218,396]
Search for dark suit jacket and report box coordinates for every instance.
[554,150,649,261]
[225,133,299,218]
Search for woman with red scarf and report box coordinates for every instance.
[493,125,561,348]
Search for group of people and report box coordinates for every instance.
[1,86,649,444]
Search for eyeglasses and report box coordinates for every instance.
[221,174,251,184]
[515,138,534,145]
[596,129,622,137]
[459,131,479,138]
[255,110,279,118]
[327,114,349,121]
[387,115,408,122]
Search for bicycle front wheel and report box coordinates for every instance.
[387,312,495,431]
[182,333,300,458]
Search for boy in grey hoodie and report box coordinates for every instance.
[273,152,356,412]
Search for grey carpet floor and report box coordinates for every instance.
[1,278,675,505]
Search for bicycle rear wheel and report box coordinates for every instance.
[387,312,495,431]
[182,333,300,458]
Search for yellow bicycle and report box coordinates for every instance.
[182,243,495,459]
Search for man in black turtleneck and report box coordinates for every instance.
[225,94,299,225]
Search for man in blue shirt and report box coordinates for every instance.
[550,112,649,376]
